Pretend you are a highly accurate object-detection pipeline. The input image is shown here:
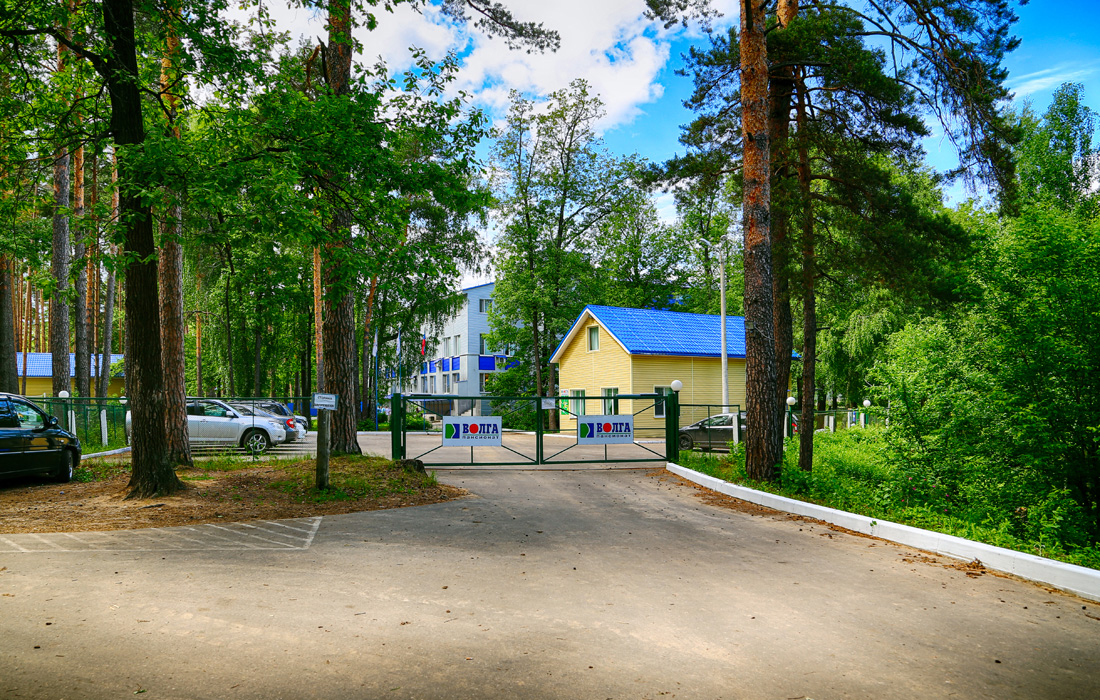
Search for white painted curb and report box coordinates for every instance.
[667,462,1100,603]
[83,447,132,459]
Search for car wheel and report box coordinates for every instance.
[54,449,74,483]
[678,433,693,450]
[242,429,271,454]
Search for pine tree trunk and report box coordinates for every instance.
[158,10,191,466]
[0,256,18,393]
[51,145,71,396]
[74,142,91,397]
[159,207,190,464]
[98,246,117,398]
[103,0,181,497]
[321,0,361,455]
[796,75,817,473]
[50,16,72,398]
[770,64,795,415]
[741,0,780,480]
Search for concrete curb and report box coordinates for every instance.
[83,447,132,459]
[667,462,1100,603]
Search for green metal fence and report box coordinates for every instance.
[391,392,675,467]
[32,397,129,451]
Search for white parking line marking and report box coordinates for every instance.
[0,536,29,552]
[0,517,323,552]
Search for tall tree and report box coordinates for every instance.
[157,4,191,467]
[490,81,635,420]
[50,12,72,397]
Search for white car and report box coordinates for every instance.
[125,398,287,453]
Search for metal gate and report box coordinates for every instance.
[390,392,682,467]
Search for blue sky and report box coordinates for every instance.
[257,0,1100,218]
[598,0,1100,198]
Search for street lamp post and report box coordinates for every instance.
[695,230,738,409]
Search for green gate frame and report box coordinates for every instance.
[391,391,681,467]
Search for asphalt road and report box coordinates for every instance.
[2,467,1098,699]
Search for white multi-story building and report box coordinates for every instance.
[407,282,510,415]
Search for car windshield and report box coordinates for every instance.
[232,405,278,420]
[703,415,732,427]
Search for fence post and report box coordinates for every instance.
[100,408,108,446]
[535,396,544,465]
[665,389,680,464]
[390,393,403,461]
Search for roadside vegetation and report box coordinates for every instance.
[679,428,1100,571]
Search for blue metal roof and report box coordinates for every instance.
[16,353,124,378]
[551,306,800,361]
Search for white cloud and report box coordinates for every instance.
[1008,61,1100,97]
[237,0,737,133]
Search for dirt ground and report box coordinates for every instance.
[0,454,466,534]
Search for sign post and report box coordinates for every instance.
[313,393,337,488]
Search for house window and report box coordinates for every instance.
[572,389,586,416]
[479,298,493,313]
[602,388,619,415]
[587,326,599,351]
[654,386,670,418]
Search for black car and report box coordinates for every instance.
[0,394,81,483]
[678,412,747,451]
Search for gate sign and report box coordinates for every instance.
[577,415,634,445]
[443,417,503,446]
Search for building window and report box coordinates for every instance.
[602,387,619,415]
[452,373,460,391]
[587,326,599,351]
[479,333,489,354]
[572,389,586,416]
[430,375,436,394]
[479,373,489,393]
[443,337,451,357]
[421,377,427,393]
[453,334,461,354]
[479,298,493,313]
[654,386,670,418]
[443,374,450,393]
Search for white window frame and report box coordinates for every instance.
[453,334,461,355]
[601,387,619,415]
[479,298,493,313]
[587,326,600,352]
[572,389,586,416]
[430,375,436,394]
[653,386,670,418]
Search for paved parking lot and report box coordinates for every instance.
[2,467,1098,699]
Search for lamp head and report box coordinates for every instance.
[670,380,683,393]
[786,396,797,406]
[863,399,872,408]
[58,390,70,398]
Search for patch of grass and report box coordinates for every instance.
[74,459,131,483]
[269,455,439,503]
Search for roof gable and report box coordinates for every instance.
[551,305,748,362]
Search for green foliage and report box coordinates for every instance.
[873,204,1100,545]
[1015,82,1099,217]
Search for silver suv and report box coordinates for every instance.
[125,399,286,453]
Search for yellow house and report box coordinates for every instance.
[15,352,126,397]
[551,306,776,436]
